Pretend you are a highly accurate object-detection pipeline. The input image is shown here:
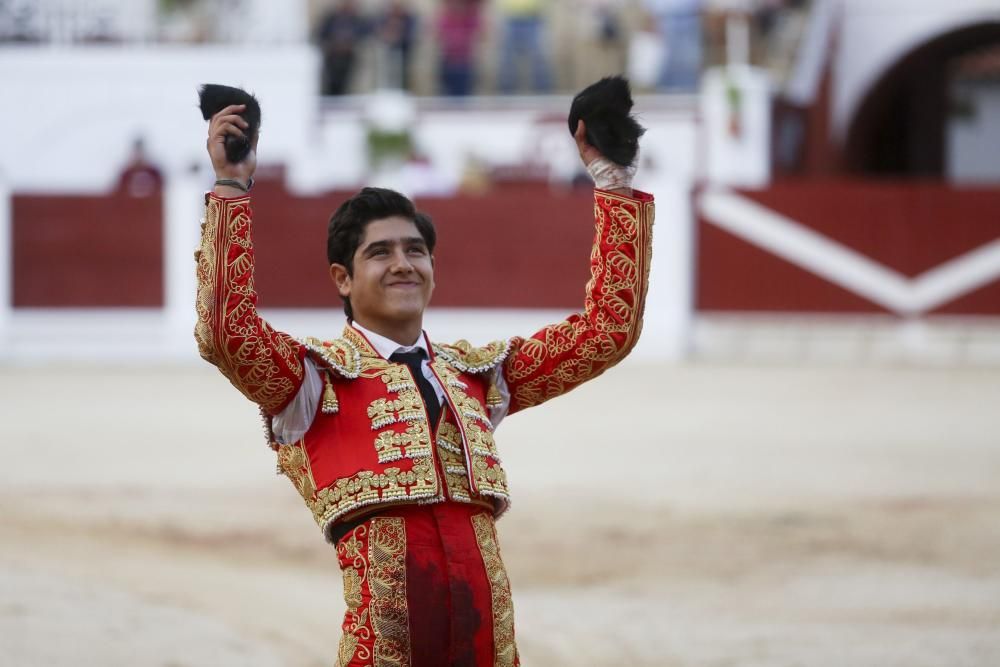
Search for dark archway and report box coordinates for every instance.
[844,22,1000,177]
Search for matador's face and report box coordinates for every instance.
[334,216,435,331]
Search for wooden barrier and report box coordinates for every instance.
[13,184,164,307]
[696,181,1000,315]
[12,178,596,309]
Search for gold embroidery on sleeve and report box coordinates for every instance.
[506,192,654,411]
[194,197,303,414]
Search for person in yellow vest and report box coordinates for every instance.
[497,0,552,93]
[196,102,653,665]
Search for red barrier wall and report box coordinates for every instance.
[13,188,164,307]
[247,180,595,309]
[12,179,595,309]
[696,181,1000,315]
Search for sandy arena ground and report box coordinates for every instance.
[2,361,999,666]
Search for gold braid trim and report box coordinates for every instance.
[300,335,363,379]
[276,442,316,502]
[194,195,304,415]
[433,339,512,374]
[505,190,654,412]
[368,517,411,667]
[471,513,517,667]
[316,458,439,540]
[336,527,371,666]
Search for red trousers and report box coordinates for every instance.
[334,503,519,667]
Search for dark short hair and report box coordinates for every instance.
[326,187,436,321]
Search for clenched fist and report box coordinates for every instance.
[206,103,257,194]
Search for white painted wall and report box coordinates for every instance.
[0,0,307,44]
[832,0,1000,140]
[0,46,700,363]
[0,46,319,193]
[948,81,1000,184]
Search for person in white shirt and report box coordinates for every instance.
[196,104,654,665]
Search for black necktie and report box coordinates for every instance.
[390,350,441,429]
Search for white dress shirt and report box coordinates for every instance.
[272,323,510,445]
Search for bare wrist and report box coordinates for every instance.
[586,156,637,192]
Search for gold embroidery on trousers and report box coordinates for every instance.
[337,527,372,666]
[368,517,411,667]
[471,513,517,667]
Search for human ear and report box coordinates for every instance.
[329,264,351,298]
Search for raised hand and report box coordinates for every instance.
[574,119,633,196]
[573,119,602,168]
[206,103,257,191]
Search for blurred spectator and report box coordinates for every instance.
[705,0,806,70]
[377,0,418,91]
[643,0,704,91]
[704,0,753,66]
[157,0,212,43]
[0,0,42,42]
[755,0,782,38]
[571,0,628,88]
[628,10,667,91]
[497,0,552,94]
[436,0,483,96]
[316,0,371,95]
[755,0,810,76]
[117,137,163,198]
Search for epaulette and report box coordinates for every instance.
[299,336,363,379]
[433,339,512,374]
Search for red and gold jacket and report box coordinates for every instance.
[195,188,654,541]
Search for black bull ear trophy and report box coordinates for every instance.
[199,78,643,168]
[198,84,261,164]
[568,75,645,167]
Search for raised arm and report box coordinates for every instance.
[502,121,655,414]
[194,104,306,415]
